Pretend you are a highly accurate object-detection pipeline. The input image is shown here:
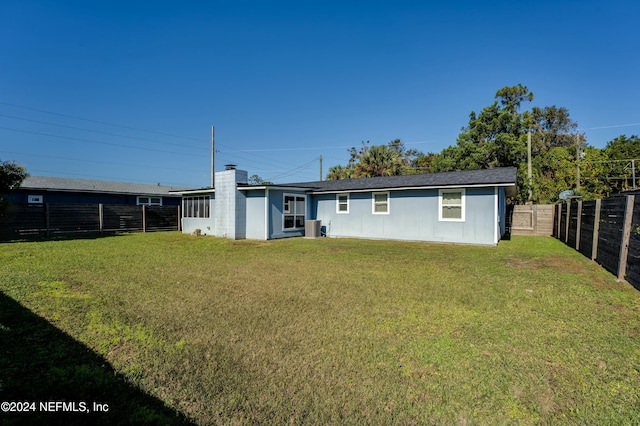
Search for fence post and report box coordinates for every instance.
[592,199,601,260]
[576,200,583,251]
[142,205,147,233]
[618,195,635,281]
[556,204,562,238]
[564,201,571,244]
[99,204,104,234]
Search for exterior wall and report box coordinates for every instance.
[214,169,247,239]
[312,187,499,245]
[498,187,506,240]
[245,189,267,240]
[8,189,182,205]
[181,193,216,235]
[267,189,306,239]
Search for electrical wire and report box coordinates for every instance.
[0,114,209,151]
[0,126,203,157]
[0,101,204,142]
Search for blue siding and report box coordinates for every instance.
[312,187,499,245]
[268,189,306,239]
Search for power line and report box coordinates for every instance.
[265,157,319,182]
[582,123,640,131]
[0,149,199,172]
[0,126,203,157]
[0,101,204,142]
[0,114,208,151]
[27,168,193,187]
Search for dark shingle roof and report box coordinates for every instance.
[279,167,517,193]
[20,176,187,196]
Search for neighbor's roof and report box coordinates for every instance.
[279,167,518,193]
[19,176,187,196]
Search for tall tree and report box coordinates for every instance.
[529,105,579,155]
[433,85,534,173]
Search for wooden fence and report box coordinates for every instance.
[553,195,640,290]
[0,203,180,240]
[510,204,555,236]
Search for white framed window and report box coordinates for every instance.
[283,193,306,230]
[372,192,389,214]
[182,196,210,218]
[336,193,349,214]
[28,195,43,204]
[137,196,163,206]
[439,189,465,221]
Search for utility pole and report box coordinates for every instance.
[527,131,532,203]
[211,125,215,188]
[319,155,323,181]
[576,133,581,192]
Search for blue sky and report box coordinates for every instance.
[1,0,639,187]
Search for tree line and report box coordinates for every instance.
[326,84,640,204]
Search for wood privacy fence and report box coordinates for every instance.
[0,203,180,240]
[553,195,640,290]
[510,204,555,236]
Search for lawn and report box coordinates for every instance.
[1,233,639,425]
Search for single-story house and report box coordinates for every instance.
[10,176,185,206]
[179,166,517,245]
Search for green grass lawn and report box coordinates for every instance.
[1,233,639,425]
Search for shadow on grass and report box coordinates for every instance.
[0,292,194,426]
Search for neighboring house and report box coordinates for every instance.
[9,176,186,206]
[180,166,517,245]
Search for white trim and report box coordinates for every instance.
[438,189,465,222]
[177,189,215,195]
[238,185,311,191]
[282,193,306,231]
[310,183,515,195]
[264,188,269,240]
[28,194,43,204]
[336,193,349,214]
[494,186,499,244]
[372,192,390,215]
[137,196,163,206]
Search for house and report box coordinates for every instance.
[9,176,185,206]
[180,166,517,245]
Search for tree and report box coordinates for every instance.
[433,85,534,173]
[356,144,404,177]
[529,105,579,156]
[326,139,420,180]
[603,135,640,192]
[248,175,272,185]
[0,159,28,213]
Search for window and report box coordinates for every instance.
[283,194,306,230]
[137,196,162,206]
[28,195,43,204]
[372,192,389,214]
[182,196,210,218]
[439,189,465,221]
[336,193,349,214]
